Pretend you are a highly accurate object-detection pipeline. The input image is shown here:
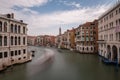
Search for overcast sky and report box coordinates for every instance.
[0,0,117,36]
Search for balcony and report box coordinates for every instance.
[75,39,85,42]
[97,40,106,44]
[76,39,81,42]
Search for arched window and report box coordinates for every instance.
[15,37,17,45]
[4,22,7,32]
[15,25,17,33]
[11,36,13,45]
[18,25,21,33]
[11,24,14,33]
[0,21,2,32]
[18,37,21,45]
[23,37,26,45]
[4,36,7,46]
[0,36,2,46]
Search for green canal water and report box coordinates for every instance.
[0,46,120,80]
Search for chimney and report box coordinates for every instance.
[7,14,11,18]
[20,20,23,23]
[11,13,14,19]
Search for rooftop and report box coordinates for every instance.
[0,13,27,25]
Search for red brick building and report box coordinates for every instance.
[75,20,98,53]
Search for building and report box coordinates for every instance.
[55,27,62,48]
[36,35,55,47]
[0,13,31,71]
[75,20,98,53]
[36,35,44,46]
[98,2,120,63]
[27,36,37,46]
[61,29,75,49]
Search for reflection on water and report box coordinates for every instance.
[0,46,120,80]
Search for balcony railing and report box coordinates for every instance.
[76,39,85,42]
[97,40,106,43]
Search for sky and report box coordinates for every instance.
[0,0,117,36]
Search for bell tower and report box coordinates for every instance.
[59,27,61,35]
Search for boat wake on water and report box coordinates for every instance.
[27,49,55,76]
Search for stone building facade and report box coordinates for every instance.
[36,35,55,47]
[98,2,120,63]
[0,13,30,71]
[75,20,98,53]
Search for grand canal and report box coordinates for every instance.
[0,46,120,80]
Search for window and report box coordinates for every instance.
[23,37,26,45]
[10,51,14,56]
[18,37,21,45]
[119,8,120,13]
[91,47,93,51]
[0,21,2,32]
[4,52,8,58]
[11,24,14,32]
[18,50,21,55]
[23,27,25,34]
[0,52,2,58]
[86,36,89,41]
[11,36,13,45]
[87,47,89,51]
[0,36,2,46]
[15,25,17,33]
[116,20,118,26]
[93,31,96,34]
[15,50,17,56]
[4,36,7,46]
[15,37,17,45]
[119,19,120,25]
[83,47,84,51]
[4,22,7,32]
[91,26,93,29]
[23,49,26,54]
[18,25,21,33]
[94,47,96,51]
[116,10,118,15]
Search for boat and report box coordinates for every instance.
[31,50,35,57]
[101,57,117,65]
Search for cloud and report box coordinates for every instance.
[0,0,112,36]
[25,4,110,30]
[59,0,81,8]
[0,0,49,8]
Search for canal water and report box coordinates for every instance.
[0,46,120,80]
